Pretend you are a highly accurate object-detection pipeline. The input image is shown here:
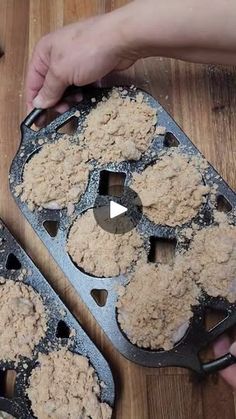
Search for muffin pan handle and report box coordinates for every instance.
[203,352,236,374]
[23,108,43,128]
[22,85,83,130]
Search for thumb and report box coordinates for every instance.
[230,342,236,357]
[33,68,67,109]
[213,334,236,389]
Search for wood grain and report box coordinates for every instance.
[0,1,235,418]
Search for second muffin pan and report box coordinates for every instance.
[0,220,114,418]
[10,87,236,375]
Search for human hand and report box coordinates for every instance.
[26,8,138,112]
[213,335,236,389]
[26,0,236,113]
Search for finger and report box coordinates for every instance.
[33,92,84,126]
[64,91,83,105]
[213,334,231,357]
[26,58,48,112]
[33,67,67,109]
[213,334,236,388]
[52,92,83,114]
[230,342,236,357]
[70,91,83,102]
[33,114,47,128]
[34,109,61,128]
[26,37,51,111]
[54,102,70,114]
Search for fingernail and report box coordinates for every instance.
[230,342,236,357]
[33,95,43,109]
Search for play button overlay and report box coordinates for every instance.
[110,201,127,219]
[93,185,142,234]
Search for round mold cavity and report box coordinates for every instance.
[66,209,108,279]
[129,152,210,230]
[80,88,158,165]
[66,207,146,280]
[114,265,200,353]
[115,304,193,353]
[16,142,91,214]
[0,279,48,363]
[25,347,112,419]
[17,147,42,183]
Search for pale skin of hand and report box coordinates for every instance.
[26,0,236,111]
[26,0,236,387]
[213,336,236,389]
[26,12,136,111]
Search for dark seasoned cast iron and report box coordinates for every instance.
[0,220,115,418]
[10,87,236,376]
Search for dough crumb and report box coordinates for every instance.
[0,279,47,361]
[155,125,166,135]
[132,152,209,226]
[117,261,200,350]
[17,137,90,211]
[82,88,157,163]
[27,348,112,419]
[38,138,45,146]
[67,209,145,277]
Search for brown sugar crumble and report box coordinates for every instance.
[0,279,47,362]
[117,218,236,350]
[15,136,90,212]
[131,152,209,226]
[10,85,235,358]
[117,261,200,350]
[185,221,236,302]
[155,125,166,135]
[82,88,157,163]
[27,348,112,419]
[67,209,145,277]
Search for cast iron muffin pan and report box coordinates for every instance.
[0,220,115,418]
[10,86,236,375]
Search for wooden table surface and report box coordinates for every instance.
[0,1,236,418]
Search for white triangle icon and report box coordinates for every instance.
[110,201,127,219]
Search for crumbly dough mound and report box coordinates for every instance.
[67,209,144,277]
[117,262,200,350]
[16,137,90,211]
[0,279,47,361]
[186,222,236,302]
[27,348,112,419]
[82,89,157,163]
[132,152,209,226]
